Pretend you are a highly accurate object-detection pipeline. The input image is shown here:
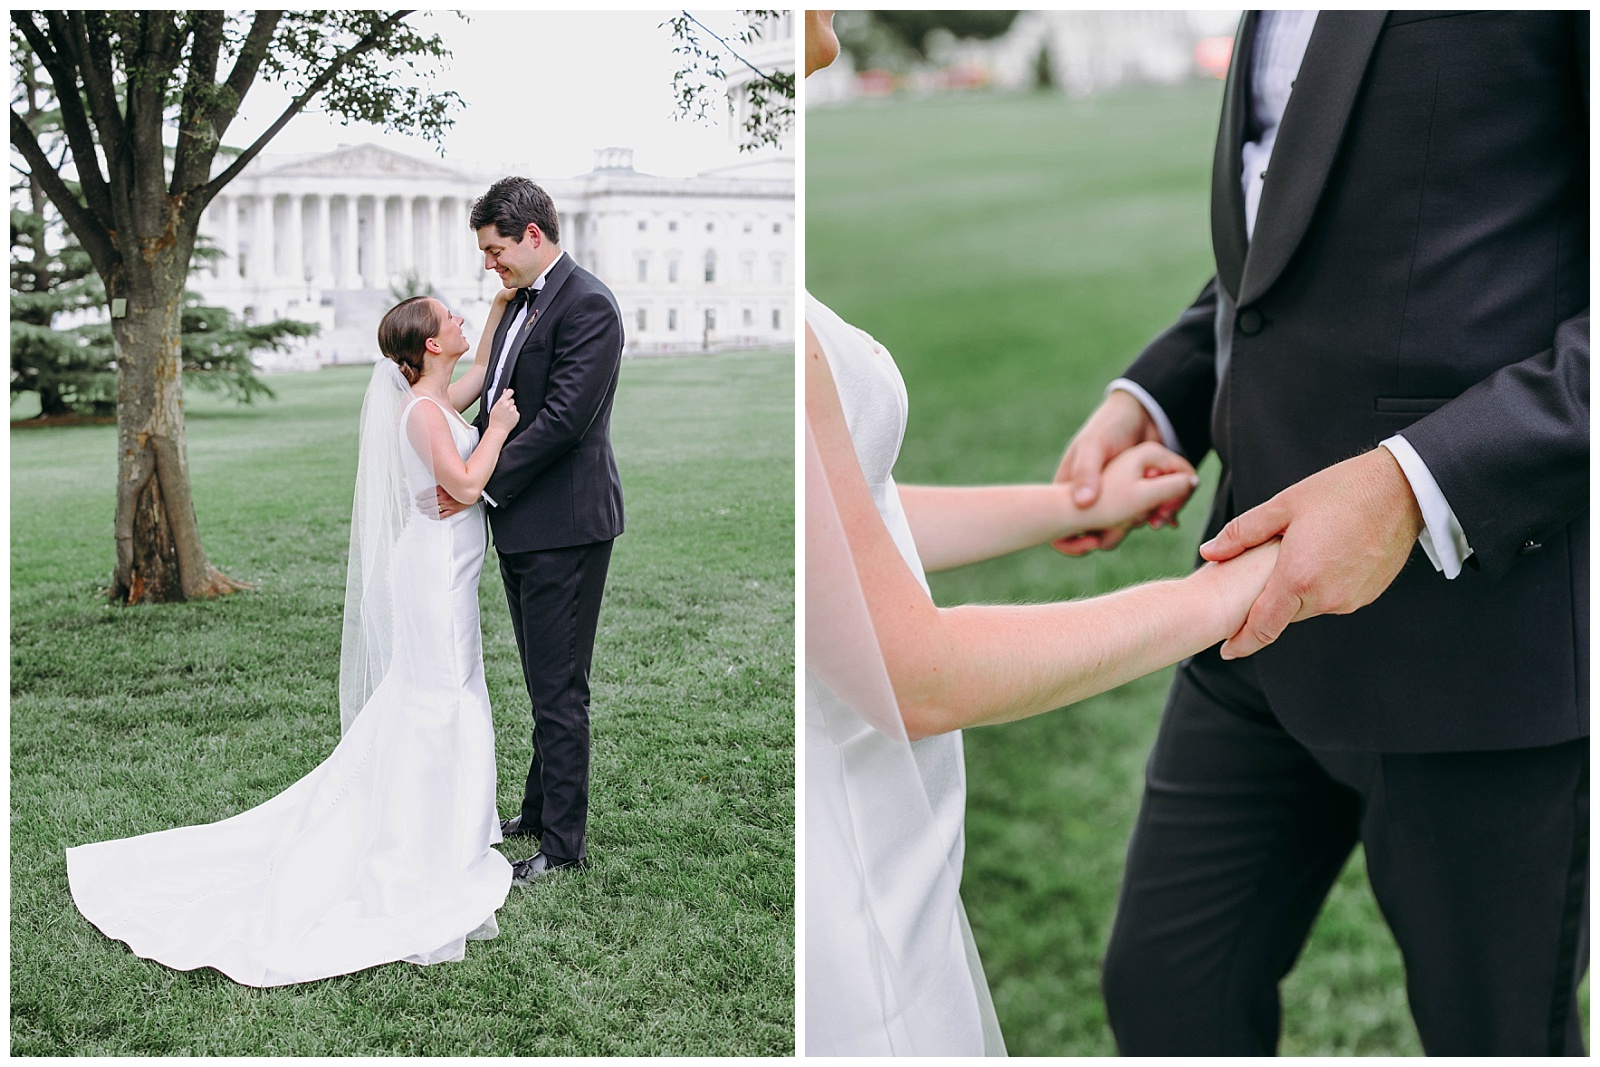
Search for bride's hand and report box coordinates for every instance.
[1071,441,1197,536]
[492,285,518,309]
[1198,539,1281,641]
[488,388,519,435]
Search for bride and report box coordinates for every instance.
[66,292,524,987]
[803,11,1280,1056]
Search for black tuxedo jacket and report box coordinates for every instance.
[1123,11,1589,752]
[474,252,625,553]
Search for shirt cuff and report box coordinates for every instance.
[1379,435,1472,579]
[478,489,499,508]
[1107,378,1182,454]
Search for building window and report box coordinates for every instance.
[704,249,716,283]
[742,256,755,284]
[668,258,678,283]
[706,221,715,233]
[705,308,716,332]
[770,256,784,284]
[668,220,678,232]
[772,308,781,330]
[636,308,647,332]
[668,308,678,331]
[773,222,782,235]
[637,258,648,283]
[637,220,647,231]
[742,307,754,328]
[743,220,753,234]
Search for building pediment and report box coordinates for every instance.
[260,143,468,180]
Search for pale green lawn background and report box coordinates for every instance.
[11,351,794,1055]
[808,82,1586,1055]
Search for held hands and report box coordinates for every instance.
[1052,390,1192,554]
[1067,441,1198,540]
[1199,448,1424,659]
[488,388,519,435]
[1198,537,1282,638]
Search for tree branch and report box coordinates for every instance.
[121,10,181,216]
[680,10,788,87]
[9,107,118,277]
[203,10,413,200]
[15,12,118,226]
[213,11,282,144]
[65,12,125,155]
[171,10,225,197]
[68,11,138,223]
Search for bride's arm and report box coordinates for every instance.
[407,392,518,504]
[448,288,515,414]
[807,326,1276,741]
[900,443,1195,572]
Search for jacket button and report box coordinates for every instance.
[1237,307,1265,336]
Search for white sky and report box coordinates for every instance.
[228,10,776,179]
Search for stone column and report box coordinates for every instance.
[433,197,445,278]
[340,195,360,288]
[441,195,460,279]
[287,193,305,286]
[399,195,415,279]
[311,194,333,288]
[220,194,239,288]
[269,195,284,278]
[423,197,441,280]
[461,199,479,284]
[371,196,389,289]
[253,195,273,283]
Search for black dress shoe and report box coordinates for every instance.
[510,852,584,885]
[499,814,539,838]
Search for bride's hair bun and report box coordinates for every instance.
[377,296,438,384]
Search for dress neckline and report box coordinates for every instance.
[407,390,473,430]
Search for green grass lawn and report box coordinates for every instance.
[808,83,1586,1055]
[10,350,794,1055]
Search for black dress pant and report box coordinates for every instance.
[1102,645,1588,1056]
[497,538,613,866]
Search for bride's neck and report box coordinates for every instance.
[413,359,455,397]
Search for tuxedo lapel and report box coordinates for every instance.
[481,293,523,414]
[1211,10,1257,301]
[491,253,578,402]
[1237,10,1386,306]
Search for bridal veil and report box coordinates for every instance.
[805,407,1006,1056]
[339,359,453,733]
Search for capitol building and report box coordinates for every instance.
[193,14,794,368]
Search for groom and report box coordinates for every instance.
[1056,12,1588,1055]
[444,176,625,882]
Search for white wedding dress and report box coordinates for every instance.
[65,383,512,987]
[805,292,1005,1055]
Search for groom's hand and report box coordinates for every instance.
[1052,390,1186,554]
[1199,448,1425,659]
[434,486,472,518]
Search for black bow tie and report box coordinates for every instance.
[510,286,541,314]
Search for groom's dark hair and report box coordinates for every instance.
[470,177,561,244]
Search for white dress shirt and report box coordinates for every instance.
[1109,11,1472,577]
[479,250,564,508]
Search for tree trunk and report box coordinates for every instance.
[37,385,72,418]
[109,256,248,604]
